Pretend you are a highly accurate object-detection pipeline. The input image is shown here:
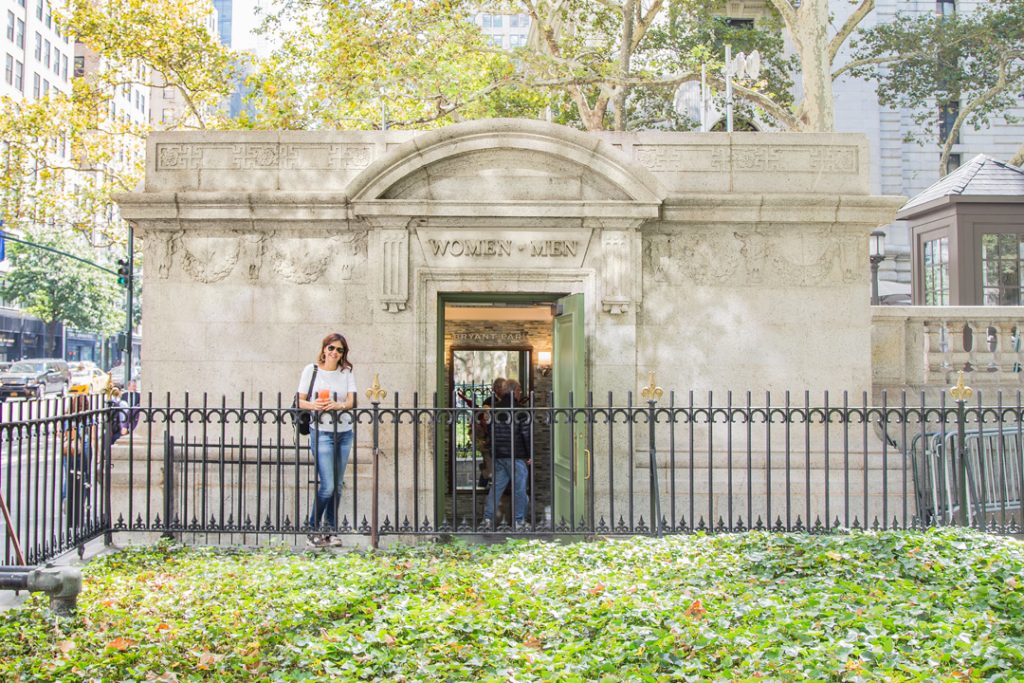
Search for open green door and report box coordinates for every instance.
[552,293,588,529]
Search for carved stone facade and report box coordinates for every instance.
[117,119,900,401]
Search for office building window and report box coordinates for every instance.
[43,39,49,67]
[937,0,955,17]
[16,18,23,49]
[15,60,23,91]
[510,34,526,48]
[61,53,66,80]
[32,71,39,97]
[6,12,13,42]
[982,233,1024,305]
[5,54,13,85]
[73,54,83,77]
[17,0,24,7]
[922,237,949,305]
[939,101,959,145]
[510,14,529,28]
[42,77,48,95]
[725,17,756,30]
[44,8,50,29]
[481,13,502,29]
[52,45,58,74]
[33,32,40,60]
[35,0,42,21]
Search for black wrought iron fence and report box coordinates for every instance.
[3,386,1024,566]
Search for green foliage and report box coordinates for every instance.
[848,0,1024,170]
[3,530,1024,681]
[247,0,543,130]
[0,228,124,337]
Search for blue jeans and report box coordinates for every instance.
[484,458,529,523]
[308,428,353,530]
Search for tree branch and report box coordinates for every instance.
[832,54,908,81]
[939,57,1010,176]
[828,0,875,65]
[764,0,797,31]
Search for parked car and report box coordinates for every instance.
[69,362,111,395]
[0,359,71,400]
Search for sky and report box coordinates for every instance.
[230,0,275,56]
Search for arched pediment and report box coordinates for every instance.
[347,119,666,204]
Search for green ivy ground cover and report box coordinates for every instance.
[2,529,1023,682]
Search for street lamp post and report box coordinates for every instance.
[870,229,886,305]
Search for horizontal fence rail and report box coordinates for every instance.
[3,388,1024,564]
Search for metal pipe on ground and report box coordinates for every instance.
[0,566,83,616]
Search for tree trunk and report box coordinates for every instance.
[45,320,61,358]
[792,0,835,131]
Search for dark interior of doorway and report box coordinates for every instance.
[439,295,558,528]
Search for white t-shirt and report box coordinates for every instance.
[297,363,358,431]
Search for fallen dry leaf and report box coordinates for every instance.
[197,652,218,669]
[105,637,135,651]
[683,599,706,619]
[382,634,397,647]
[523,635,543,649]
[155,623,172,633]
[587,584,605,596]
[56,640,75,655]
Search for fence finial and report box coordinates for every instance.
[950,370,973,402]
[366,373,387,402]
[640,370,663,402]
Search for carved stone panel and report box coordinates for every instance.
[379,229,409,313]
[645,226,862,287]
[601,230,632,315]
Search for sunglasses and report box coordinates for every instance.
[325,344,346,353]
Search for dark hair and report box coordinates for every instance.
[317,332,353,371]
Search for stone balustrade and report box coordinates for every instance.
[873,306,1024,397]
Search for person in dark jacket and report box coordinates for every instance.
[483,381,532,527]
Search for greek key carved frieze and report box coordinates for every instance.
[156,144,204,170]
[329,145,373,170]
[154,143,376,171]
[232,144,279,169]
[630,144,858,175]
[808,146,858,173]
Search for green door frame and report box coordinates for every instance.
[434,292,563,525]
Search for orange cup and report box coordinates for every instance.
[317,389,330,401]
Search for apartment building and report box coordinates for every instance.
[151,0,220,129]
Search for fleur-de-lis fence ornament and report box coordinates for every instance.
[366,373,387,403]
[949,370,973,402]
[640,371,663,403]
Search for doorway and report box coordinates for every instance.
[436,293,588,529]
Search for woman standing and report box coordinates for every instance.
[297,333,357,547]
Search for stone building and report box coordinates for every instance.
[117,119,905,530]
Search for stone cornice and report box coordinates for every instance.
[659,194,906,226]
[116,191,904,229]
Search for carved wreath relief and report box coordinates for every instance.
[146,230,367,285]
[645,226,861,287]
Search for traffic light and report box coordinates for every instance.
[116,258,129,287]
